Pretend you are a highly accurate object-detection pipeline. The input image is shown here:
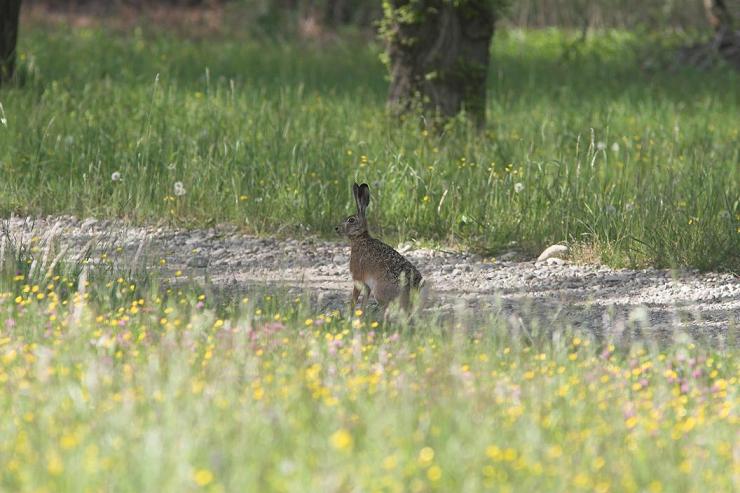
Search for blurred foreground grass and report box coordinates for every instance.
[0,27,738,270]
[0,261,737,492]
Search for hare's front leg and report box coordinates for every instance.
[351,281,370,313]
[360,284,370,313]
[351,285,360,308]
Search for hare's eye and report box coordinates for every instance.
[348,217,356,224]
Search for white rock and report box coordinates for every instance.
[80,218,98,230]
[536,244,569,263]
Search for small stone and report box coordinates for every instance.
[397,243,413,254]
[545,258,565,266]
[537,244,569,263]
[602,275,622,283]
[498,251,518,262]
[80,218,98,230]
[332,255,349,264]
[187,256,209,268]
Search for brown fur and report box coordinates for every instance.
[335,183,423,312]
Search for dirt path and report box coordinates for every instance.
[4,216,738,343]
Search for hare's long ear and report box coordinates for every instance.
[352,183,362,215]
[357,183,370,217]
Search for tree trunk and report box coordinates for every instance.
[704,0,734,34]
[1,0,22,85]
[703,0,740,68]
[385,0,495,127]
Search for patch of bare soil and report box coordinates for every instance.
[3,215,739,344]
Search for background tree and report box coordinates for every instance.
[677,0,739,69]
[382,0,504,127]
[704,0,739,68]
[1,0,22,84]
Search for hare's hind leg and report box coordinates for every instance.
[351,285,360,307]
[381,291,414,327]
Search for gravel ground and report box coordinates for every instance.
[3,215,738,344]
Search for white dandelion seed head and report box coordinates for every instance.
[111,171,121,182]
[611,142,620,153]
[718,210,731,220]
[625,202,635,212]
[605,204,617,215]
[514,182,524,193]
[279,460,296,474]
[174,181,186,196]
[596,141,607,151]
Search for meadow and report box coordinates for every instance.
[0,265,737,492]
[0,25,737,271]
[0,20,738,493]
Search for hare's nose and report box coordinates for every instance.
[334,226,340,233]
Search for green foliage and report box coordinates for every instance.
[380,0,510,44]
[0,26,738,270]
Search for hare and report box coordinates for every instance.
[335,183,423,313]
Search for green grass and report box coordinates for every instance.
[0,26,738,270]
[0,266,737,492]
